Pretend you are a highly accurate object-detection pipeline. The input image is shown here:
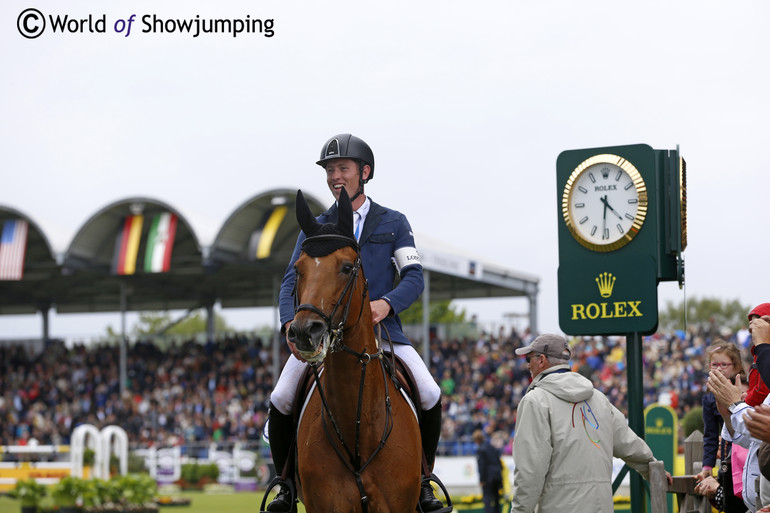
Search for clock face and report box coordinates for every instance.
[562,154,648,252]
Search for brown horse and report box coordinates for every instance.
[289,188,422,513]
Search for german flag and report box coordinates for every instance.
[111,215,144,275]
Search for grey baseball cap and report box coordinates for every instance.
[515,333,572,359]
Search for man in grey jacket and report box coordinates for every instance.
[511,334,671,513]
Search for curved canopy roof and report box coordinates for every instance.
[0,206,58,314]
[0,189,539,318]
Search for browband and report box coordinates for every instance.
[301,233,359,257]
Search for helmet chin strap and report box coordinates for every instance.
[349,179,364,204]
[348,163,367,204]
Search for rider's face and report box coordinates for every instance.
[325,158,370,203]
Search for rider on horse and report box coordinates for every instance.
[266,133,447,513]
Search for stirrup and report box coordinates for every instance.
[417,474,453,513]
[259,476,297,513]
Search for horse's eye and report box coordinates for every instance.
[341,263,354,275]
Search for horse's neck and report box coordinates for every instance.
[323,323,384,409]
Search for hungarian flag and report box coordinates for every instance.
[144,212,178,273]
[0,219,28,280]
[112,215,144,275]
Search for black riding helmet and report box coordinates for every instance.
[316,134,375,183]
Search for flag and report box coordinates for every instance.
[144,212,178,273]
[248,206,287,260]
[0,219,28,281]
[112,215,144,275]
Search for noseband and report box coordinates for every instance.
[293,234,369,356]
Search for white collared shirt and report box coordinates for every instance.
[353,197,371,242]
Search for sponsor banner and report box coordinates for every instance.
[420,249,482,280]
[558,255,658,335]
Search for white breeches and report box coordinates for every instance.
[270,343,441,415]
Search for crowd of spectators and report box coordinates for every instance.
[0,322,755,458]
[0,336,274,450]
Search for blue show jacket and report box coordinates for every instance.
[279,197,424,345]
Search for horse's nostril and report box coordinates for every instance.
[291,319,326,348]
[307,320,326,338]
[287,324,299,343]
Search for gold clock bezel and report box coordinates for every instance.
[561,154,648,252]
[680,156,687,251]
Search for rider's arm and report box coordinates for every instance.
[377,212,424,316]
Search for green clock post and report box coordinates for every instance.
[557,144,686,512]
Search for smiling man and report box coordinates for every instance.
[265,133,448,513]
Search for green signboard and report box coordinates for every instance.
[645,404,678,512]
[558,256,658,335]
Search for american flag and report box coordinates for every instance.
[0,219,29,280]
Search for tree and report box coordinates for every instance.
[658,296,751,333]
[399,300,467,325]
[132,309,231,337]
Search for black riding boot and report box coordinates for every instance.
[266,404,296,513]
[419,400,446,513]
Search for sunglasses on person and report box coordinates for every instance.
[526,353,543,363]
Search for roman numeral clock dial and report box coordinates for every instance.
[561,154,648,252]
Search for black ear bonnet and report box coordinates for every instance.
[296,189,358,257]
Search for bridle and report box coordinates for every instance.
[293,234,369,356]
[292,233,395,513]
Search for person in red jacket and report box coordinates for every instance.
[746,303,770,406]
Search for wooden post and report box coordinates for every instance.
[683,430,704,512]
[646,430,710,513]
[683,430,703,475]
[649,461,668,513]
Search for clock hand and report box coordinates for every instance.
[600,196,623,220]
[602,195,608,239]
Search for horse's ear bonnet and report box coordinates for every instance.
[296,189,358,257]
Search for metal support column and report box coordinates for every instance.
[120,282,127,396]
[528,292,538,334]
[272,275,281,383]
[206,303,215,341]
[626,331,645,512]
[41,305,50,343]
[421,269,430,365]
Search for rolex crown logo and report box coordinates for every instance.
[601,166,610,179]
[595,272,616,298]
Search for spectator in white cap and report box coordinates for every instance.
[511,334,671,513]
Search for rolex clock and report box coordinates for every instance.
[561,154,648,252]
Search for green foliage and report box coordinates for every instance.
[132,310,231,337]
[400,300,467,325]
[128,452,148,473]
[681,406,704,438]
[8,478,48,506]
[80,478,119,507]
[114,473,157,505]
[658,296,751,333]
[51,476,89,507]
[180,462,220,484]
[83,448,95,466]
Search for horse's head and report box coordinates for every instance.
[288,188,368,363]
